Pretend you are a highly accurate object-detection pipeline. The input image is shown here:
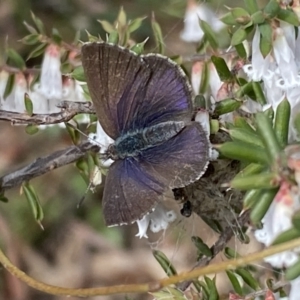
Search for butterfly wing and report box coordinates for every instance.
[134,54,193,128]
[103,122,209,226]
[81,42,151,139]
[103,158,165,226]
[81,43,193,138]
[138,122,209,188]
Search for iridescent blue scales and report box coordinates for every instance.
[81,42,210,226]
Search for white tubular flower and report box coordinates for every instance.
[209,62,222,100]
[273,27,300,89]
[35,44,63,112]
[13,73,28,113]
[135,203,177,239]
[180,0,224,42]
[195,109,210,136]
[191,61,203,95]
[90,122,114,168]
[254,181,300,268]
[289,277,300,300]
[243,27,272,82]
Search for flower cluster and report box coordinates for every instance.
[180,0,225,43]
[0,44,87,115]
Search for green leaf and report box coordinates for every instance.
[24,93,33,116]
[292,210,300,231]
[224,247,241,259]
[263,106,274,120]
[272,227,300,245]
[235,268,260,290]
[204,276,219,300]
[117,7,127,28]
[191,236,212,257]
[231,7,250,19]
[27,43,48,61]
[274,98,291,147]
[293,112,300,136]
[211,56,233,81]
[3,74,15,99]
[229,128,264,148]
[217,141,269,164]
[230,173,279,190]
[25,124,39,135]
[76,157,89,179]
[23,21,38,34]
[236,81,254,98]
[153,250,177,277]
[252,82,267,105]
[107,31,119,44]
[151,288,185,300]
[264,0,280,18]
[210,119,219,134]
[52,28,62,45]
[244,0,259,14]
[197,281,210,299]
[250,188,278,223]
[255,112,282,162]
[151,15,164,54]
[6,48,26,70]
[251,11,265,24]
[23,182,44,224]
[31,11,46,34]
[128,17,146,33]
[220,12,237,25]
[235,43,247,59]
[214,99,243,115]
[259,23,273,57]
[71,66,86,82]
[235,163,264,179]
[130,38,148,54]
[286,259,300,281]
[65,122,80,145]
[226,270,243,295]
[20,33,40,45]
[199,20,219,50]
[97,20,115,33]
[243,189,264,209]
[277,8,300,26]
[234,116,255,132]
[231,27,248,46]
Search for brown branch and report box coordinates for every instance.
[0,101,95,125]
[0,141,100,191]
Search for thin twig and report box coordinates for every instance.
[0,101,95,125]
[0,141,100,191]
[0,236,299,297]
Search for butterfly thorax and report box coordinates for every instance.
[107,121,186,160]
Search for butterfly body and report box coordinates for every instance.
[109,121,186,160]
[81,42,210,226]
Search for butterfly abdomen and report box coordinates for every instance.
[109,121,186,160]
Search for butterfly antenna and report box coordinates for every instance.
[66,122,105,148]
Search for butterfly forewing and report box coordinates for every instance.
[82,43,151,139]
[82,43,193,136]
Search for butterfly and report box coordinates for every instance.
[81,42,210,226]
